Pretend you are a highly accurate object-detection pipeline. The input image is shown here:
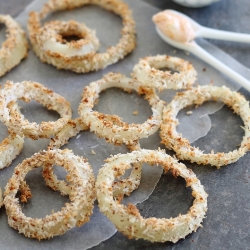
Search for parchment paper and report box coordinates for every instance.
[0,0,250,249]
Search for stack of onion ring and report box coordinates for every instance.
[0,15,28,77]
[4,149,96,240]
[0,81,72,139]
[78,72,165,145]
[132,55,197,90]
[96,149,208,243]
[160,85,250,168]
[28,0,136,73]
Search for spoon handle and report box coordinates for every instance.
[198,27,250,43]
[188,42,250,92]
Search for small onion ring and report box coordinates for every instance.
[38,20,100,57]
[78,72,165,145]
[4,149,96,240]
[0,81,72,139]
[160,85,250,168]
[96,149,208,243]
[28,0,136,73]
[131,55,197,90]
[0,15,28,77]
[44,117,142,198]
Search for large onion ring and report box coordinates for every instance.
[96,149,208,243]
[0,81,72,139]
[45,117,142,198]
[28,0,136,73]
[0,15,28,77]
[132,55,197,90]
[160,85,250,168]
[78,72,165,145]
[4,149,95,240]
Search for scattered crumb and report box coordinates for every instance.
[133,110,138,115]
[76,134,81,140]
[186,111,193,115]
[184,51,190,56]
[203,68,206,72]
[173,50,177,54]
[91,150,96,155]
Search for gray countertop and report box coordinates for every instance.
[1,0,250,249]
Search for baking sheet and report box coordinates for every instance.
[0,0,250,249]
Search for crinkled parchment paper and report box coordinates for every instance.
[0,0,250,249]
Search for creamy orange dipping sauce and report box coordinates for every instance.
[152,10,195,43]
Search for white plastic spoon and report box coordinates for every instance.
[156,27,250,92]
[166,9,250,43]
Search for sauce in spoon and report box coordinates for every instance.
[152,10,195,43]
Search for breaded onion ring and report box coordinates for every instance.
[45,117,142,198]
[0,15,28,77]
[160,85,250,168]
[132,55,197,90]
[0,81,72,139]
[4,149,95,240]
[96,149,208,243]
[28,0,136,73]
[36,20,100,57]
[78,72,165,145]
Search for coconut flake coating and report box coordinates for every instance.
[28,0,136,73]
[0,81,72,139]
[132,55,197,90]
[160,85,250,168]
[0,132,24,170]
[0,15,28,77]
[78,72,165,145]
[4,149,96,240]
[96,149,208,243]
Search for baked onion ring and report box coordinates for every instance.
[78,72,165,145]
[36,20,100,57]
[45,117,142,198]
[4,149,95,240]
[132,55,197,90]
[96,149,208,243]
[28,0,136,73]
[0,81,72,139]
[160,85,250,168]
[0,15,28,77]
